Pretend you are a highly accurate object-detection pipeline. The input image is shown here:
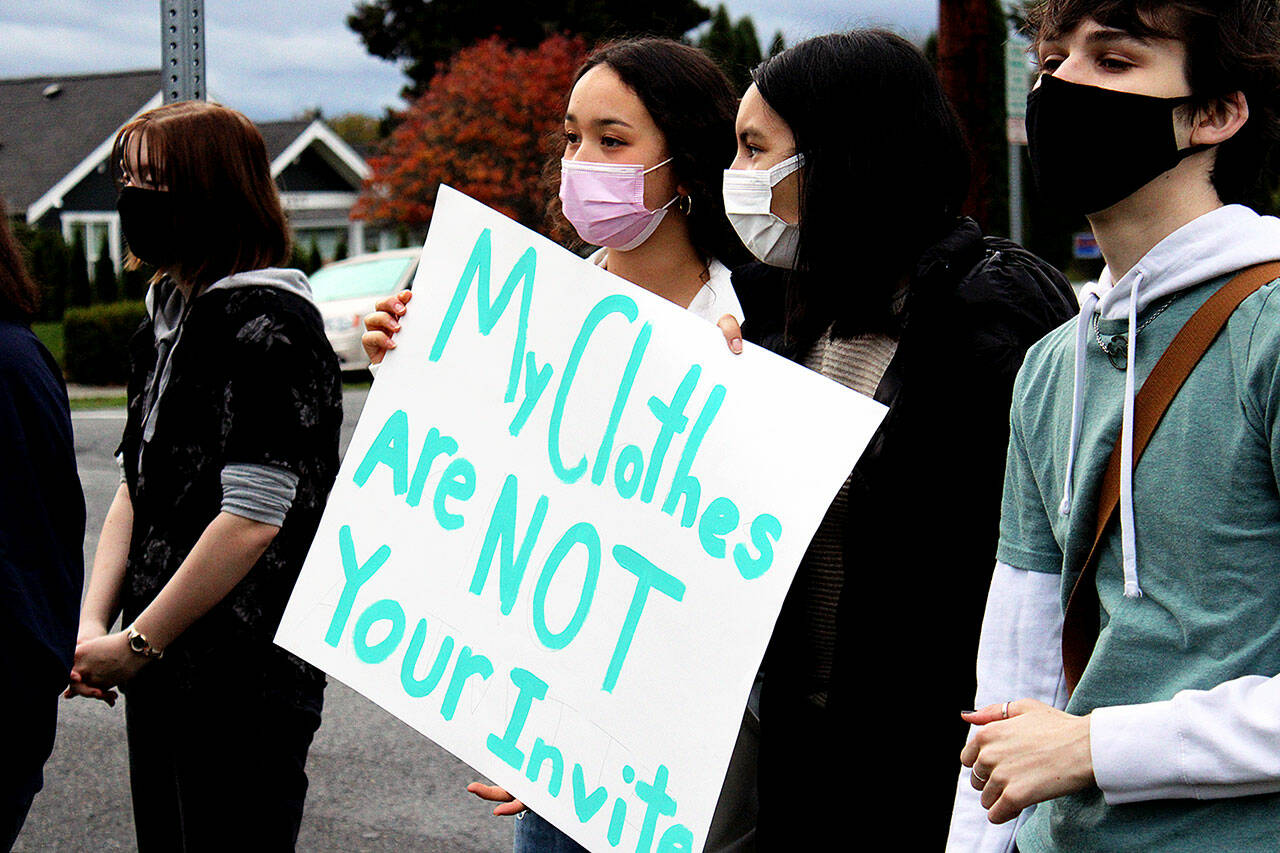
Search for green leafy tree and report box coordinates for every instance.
[68,229,92,308]
[20,226,71,322]
[768,31,786,59]
[334,237,349,262]
[348,0,711,98]
[307,239,323,275]
[697,5,763,92]
[93,232,117,303]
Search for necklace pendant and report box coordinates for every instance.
[1104,335,1128,370]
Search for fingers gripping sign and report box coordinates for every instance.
[959,699,1096,825]
[716,313,744,355]
[362,289,414,365]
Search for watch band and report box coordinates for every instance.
[126,623,164,659]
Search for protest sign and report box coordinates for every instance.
[276,186,887,852]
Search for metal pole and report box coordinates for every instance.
[1005,29,1031,245]
[161,0,205,103]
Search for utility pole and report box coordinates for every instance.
[161,0,206,103]
[937,0,1006,233]
[1005,30,1032,245]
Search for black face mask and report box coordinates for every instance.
[116,185,179,267]
[1027,74,1215,216]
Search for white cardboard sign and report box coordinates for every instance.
[276,186,886,852]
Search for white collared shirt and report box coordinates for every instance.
[587,248,745,326]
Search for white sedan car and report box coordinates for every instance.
[311,248,421,372]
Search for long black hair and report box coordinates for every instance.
[753,30,971,346]
[549,38,747,267]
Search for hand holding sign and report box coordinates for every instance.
[277,186,886,852]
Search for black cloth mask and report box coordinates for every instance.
[1027,74,1215,216]
[116,186,179,267]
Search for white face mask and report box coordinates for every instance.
[722,153,805,268]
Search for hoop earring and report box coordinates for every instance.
[676,194,693,216]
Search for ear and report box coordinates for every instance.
[1190,91,1250,147]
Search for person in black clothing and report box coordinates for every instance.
[0,199,85,852]
[65,101,342,851]
[716,31,1079,846]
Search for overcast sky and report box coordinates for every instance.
[0,1,938,121]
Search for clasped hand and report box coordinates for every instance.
[959,699,1095,824]
[64,629,149,705]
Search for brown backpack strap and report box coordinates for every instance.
[1061,262,1280,695]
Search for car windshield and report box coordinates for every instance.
[310,256,414,301]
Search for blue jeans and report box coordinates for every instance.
[513,810,588,853]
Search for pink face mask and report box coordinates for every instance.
[559,157,676,251]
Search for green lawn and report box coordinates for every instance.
[32,320,64,366]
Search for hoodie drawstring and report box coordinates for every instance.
[1119,271,1144,598]
[1059,290,1100,517]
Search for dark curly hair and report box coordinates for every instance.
[1026,0,1280,207]
[545,38,747,267]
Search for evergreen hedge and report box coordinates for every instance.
[63,300,146,386]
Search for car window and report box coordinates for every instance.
[311,256,415,301]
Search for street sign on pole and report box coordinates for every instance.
[161,0,205,103]
[1006,30,1033,244]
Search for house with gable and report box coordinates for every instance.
[0,68,385,275]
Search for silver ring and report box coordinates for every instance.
[1002,701,1011,720]
[972,768,989,785]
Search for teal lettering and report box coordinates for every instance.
[571,763,609,823]
[400,619,454,698]
[353,409,410,495]
[548,295,638,484]
[607,796,627,847]
[733,513,782,580]
[440,646,494,721]
[487,667,549,770]
[642,366,699,503]
[430,229,537,403]
[613,445,644,500]
[433,457,476,530]
[353,599,406,664]
[634,764,678,853]
[509,351,554,437]
[656,826,694,853]
[406,427,459,507]
[603,546,687,692]
[526,738,565,796]
[326,525,391,647]
[661,383,725,528]
[532,522,601,650]
[697,497,740,559]
[471,475,548,615]
[591,321,652,486]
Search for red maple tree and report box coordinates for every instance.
[354,34,589,230]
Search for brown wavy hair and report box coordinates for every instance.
[1026,0,1280,206]
[112,101,291,289]
[0,199,40,322]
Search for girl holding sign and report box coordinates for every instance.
[715,30,1077,846]
[65,101,344,849]
[364,37,764,853]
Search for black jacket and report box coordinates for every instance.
[736,218,1078,844]
[119,283,342,712]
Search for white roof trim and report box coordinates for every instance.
[26,91,164,224]
[270,119,370,185]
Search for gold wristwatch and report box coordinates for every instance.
[126,624,164,659]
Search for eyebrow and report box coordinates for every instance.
[563,112,634,129]
[1085,28,1152,47]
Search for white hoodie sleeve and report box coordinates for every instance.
[1091,675,1280,802]
[947,561,1067,852]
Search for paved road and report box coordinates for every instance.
[15,390,512,852]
